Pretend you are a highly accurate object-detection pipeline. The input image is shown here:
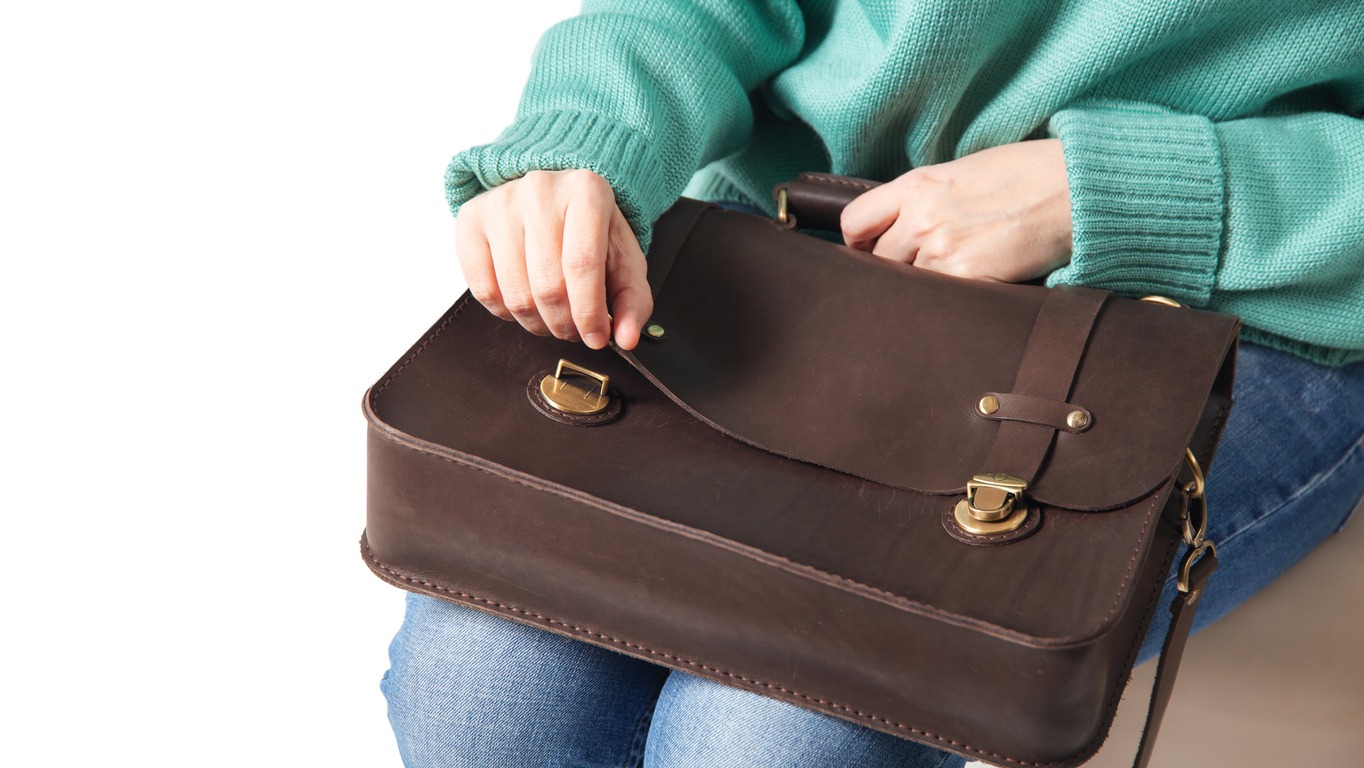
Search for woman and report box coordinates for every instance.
[383,2,1364,765]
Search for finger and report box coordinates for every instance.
[604,207,652,350]
[523,195,578,342]
[840,184,904,249]
[455,206,512,321]
[488,214,551,336]
[869,218,921,265]
[560,195,612,349]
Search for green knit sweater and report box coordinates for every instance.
[446,0,1364,366]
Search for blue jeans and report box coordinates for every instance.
[381,224,1364,767]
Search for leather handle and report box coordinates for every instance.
[772,172,882,232]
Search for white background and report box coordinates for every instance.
[10,4,1360,768]
[2,2,574,765]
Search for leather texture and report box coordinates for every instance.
[775,172,882,231]
[360,195,1240,767]
[979,393,1094,433]
[1133,549,1218,768]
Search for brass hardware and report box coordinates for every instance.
[1175,447,1216,594]
[1140,295,1183,307]
[1066,410,1089,429]
[965,473,1028,523]
[645,323,666,340]
[1178,540,1218,593]
[978,395,1000,415]
[538,359,611,415]
[1178,491,1208,548]
[776,187,790,226]
[1176,448,1209,549]
[1181,447,1206,499]
[954,498,1030,535]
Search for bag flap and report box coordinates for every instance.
[612,199,1241,511]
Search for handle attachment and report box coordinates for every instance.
[770,173,883,232]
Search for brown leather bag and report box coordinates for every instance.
[361,173,1241,767]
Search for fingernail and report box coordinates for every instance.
[585,332,607,349]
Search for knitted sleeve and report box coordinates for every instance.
[443,1,805,252]
[1044,99,1364,367]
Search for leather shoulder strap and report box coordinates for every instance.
[1131,546,1219,768]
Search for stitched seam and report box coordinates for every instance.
[364,541,1088,768]
[942,504,1041,542]
[378,430,1162,644]
[1102,484,1157,623]
[371,294,474,409]
[804,173,876,192]
[1200,405,1228,467]
[1093,537,1177,757]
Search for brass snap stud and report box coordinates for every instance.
[1066,410,1090,429]
[644,323,666,340]
[978,395,1000,415]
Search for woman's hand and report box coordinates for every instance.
[455,169,652,350]
[840,139,1073,283]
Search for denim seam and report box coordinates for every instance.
[1208,434,1364,554]
[619,684,662,768]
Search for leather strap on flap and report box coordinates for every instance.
[979,286,1109,483]
[978,392,1094,433]
[1132,546,1219,768]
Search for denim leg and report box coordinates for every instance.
[1135,342,1364,665]
[381,592,670,768]
[643,669,966,768]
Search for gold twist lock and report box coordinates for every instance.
[538,359,612,415]
[954,473,1031,535]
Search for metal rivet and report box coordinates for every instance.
[1067,410,1089,429]
[978,395,1000,415]
[645,324,666,339]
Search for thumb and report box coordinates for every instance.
[604,206,653,350]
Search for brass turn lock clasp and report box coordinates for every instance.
[538,359,611,415]
[953,473,1031,535]
[966,473,1028,521]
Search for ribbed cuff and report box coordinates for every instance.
[1238,326,1363,368]
[1044,101,1225,307]
[444,111,671,252]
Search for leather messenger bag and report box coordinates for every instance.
[361,174,1241,767]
